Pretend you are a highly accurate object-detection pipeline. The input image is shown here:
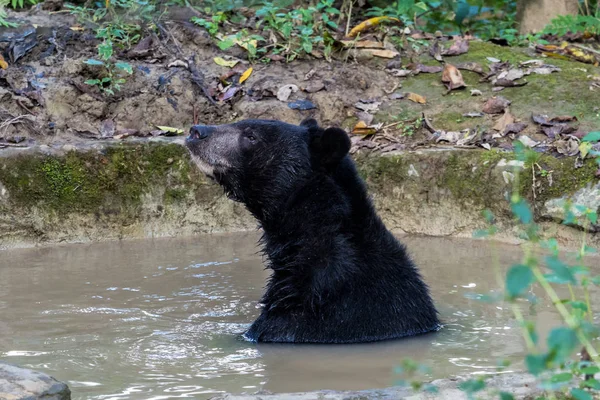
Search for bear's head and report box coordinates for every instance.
[185,119,351,219]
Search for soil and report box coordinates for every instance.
[2,6,599,154]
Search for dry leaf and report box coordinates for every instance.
[276,84,299,102]
[214,57,239,68]
[0,54,7,70]
[69,26,85,31]
[482,96,510,114]
[407,92,426,104]
[370,49,399,59]
[239,67,253,84]
[352,121,378,135]
[492,110,515,132]
[442,37,469,56]
[340,40,385,48]
[441,63,466,90]
[348,16,400,38]
[504,123,527,135]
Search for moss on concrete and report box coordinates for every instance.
[0,143,203,216]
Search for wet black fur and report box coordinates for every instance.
[187,119,441,343]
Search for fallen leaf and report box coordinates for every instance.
[371,49,400,59]
[429,41,443,62]
[155,125,184,135]
[356,111,374,126]
[497,68,525,81]
[348,16,400,38]
[482,96,510,114]
[389,92,406,100]
[579,141,592,158]
[167,60,188,69]
[352,121,378,135]
[493,110,515,132]
[504,123,527,135]
[532,114,551,125]
[340,40,385,49]
[550,115,577,123]
[288,100,316,110]
[0,54,7,69]
[555,136,580,156]
[414,64,443,74]
[518,135,539,147]
[494,79,527,88]
[441,63,466,90]
[456,62,485,75]
[277,84,299,101]
[354,100,382,113]
[470,89,483,96]
[214,57,239,68]
[69,25,85,31]
[442,37,469,56]
[520,59,544,67]
[239,67,253,84]
[407,92,426,104]
[388,69,412,77]
[304,69,316,80]
[463,111,484,118]
[542,124,575,138]
[218,85,241,102]
[487,57,501,63]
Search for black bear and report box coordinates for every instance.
[185,118,440,343]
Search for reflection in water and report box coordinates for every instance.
[0,233,597,399]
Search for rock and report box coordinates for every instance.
[543,182,600,231]
[0,362,71,400]
[212,372,542,400]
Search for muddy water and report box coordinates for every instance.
[0,233,598,399]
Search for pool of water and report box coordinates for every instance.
[0,233,597,399]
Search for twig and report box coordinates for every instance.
[571,43,600,57]
[188,55,217,106]
[345,0,353,37]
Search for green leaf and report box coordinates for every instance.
[114,62,133,74]
[84,59,104,66]
[217,38,235,50]
[582,366,600,375]
[524,320,539,345]
[84,79,101,85]
[326,20,338,29]
[582,378,600,390]
[302,40,313,54]
[98,41,113,60]
[571,388,593,400]
[525,354,547,375]
[511,199,532,224]
[547,327,578,362]
[569,301,588,312]
[458,378,485,393]
[582,131,600,142]
[545,256,576,284]
[506,264,533,298]
[550,372,572,383]
[499,393,514,400]
[587,211,598,224]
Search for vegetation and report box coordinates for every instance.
[394,132,600,399]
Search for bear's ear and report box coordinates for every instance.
[300,118,319,129]
[309,126,351,170]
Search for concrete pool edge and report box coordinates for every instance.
[1,140,598,250]
[212,372,544,399]
[2,361,547,400]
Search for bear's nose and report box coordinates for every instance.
[188,125,211,141]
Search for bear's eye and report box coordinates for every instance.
[246,134,256,142]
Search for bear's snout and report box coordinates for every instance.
[188,125,212,142]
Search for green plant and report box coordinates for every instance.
[396,133,600,399]
[0,0,17,28]
[192,12,228,36]
[542,13,600,36]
